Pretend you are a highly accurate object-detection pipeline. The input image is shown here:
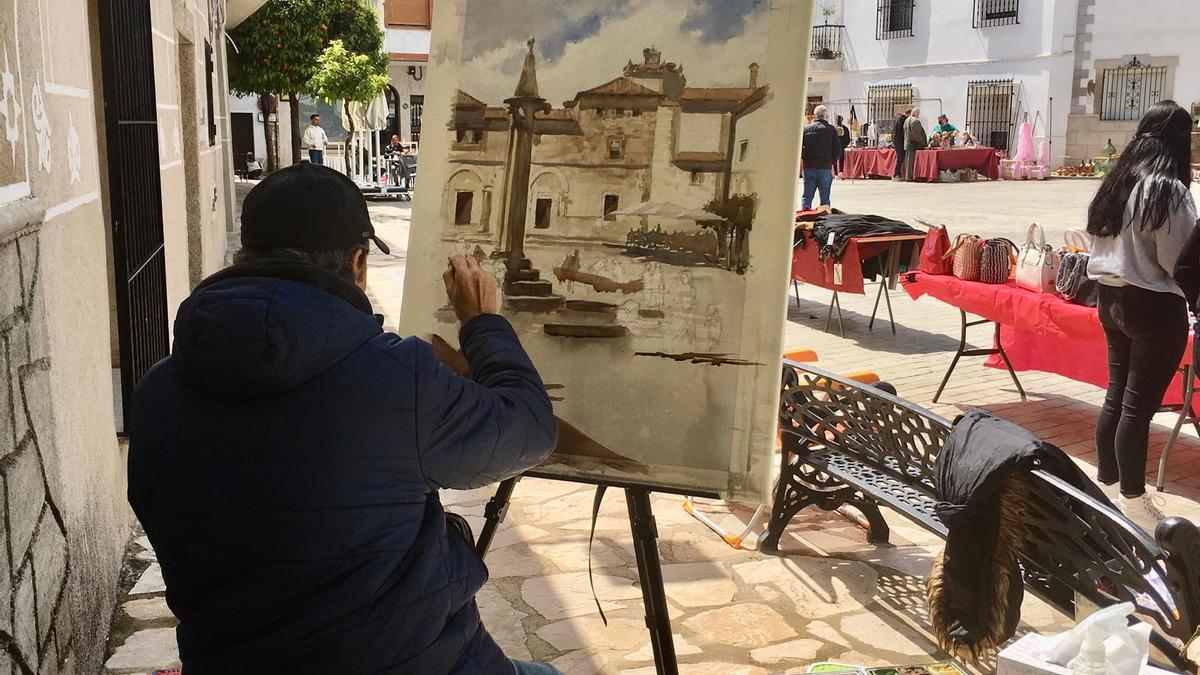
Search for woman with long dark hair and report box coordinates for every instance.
[1087,100,1197,532]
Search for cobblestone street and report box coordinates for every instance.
[105,179,1200,673]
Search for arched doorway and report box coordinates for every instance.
[380,84,401,148]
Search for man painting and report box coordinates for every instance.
[302,114,328,165]
[800,105,842,210]
[128,163,561,674]
[904,108,929,182]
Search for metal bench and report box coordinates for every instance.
[763,359,1200,671]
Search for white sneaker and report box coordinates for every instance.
[1119,493,1167,535]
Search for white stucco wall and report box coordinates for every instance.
[1088,0,1200,109]
[809,0,1077,165]
[386,26,432,55]
[677,113,724,153]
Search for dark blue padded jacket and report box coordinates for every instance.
[127,262,558,674]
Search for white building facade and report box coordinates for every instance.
[806,0,1200,167]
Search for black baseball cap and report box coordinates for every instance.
[240,162,390,255]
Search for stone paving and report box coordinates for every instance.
[104,178,1200,673]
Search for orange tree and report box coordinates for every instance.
[228,0,385,168]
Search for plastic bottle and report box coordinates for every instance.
[1067,624,1108,675]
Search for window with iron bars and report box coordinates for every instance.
[876,0,915,39]
[965,79,1016,153]
[1100,57,1168,121]
[867,83,914,133]
[973,0,1019,28]
[410,95,424,140]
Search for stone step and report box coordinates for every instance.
[509,280,554,296]
[505,295,565,312]
[508,269,541,282]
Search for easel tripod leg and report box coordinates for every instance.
[476,476,520,558]
[626,489,679,675]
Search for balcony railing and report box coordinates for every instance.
[811,24,844,60]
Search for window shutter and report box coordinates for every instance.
[385,0,431,27]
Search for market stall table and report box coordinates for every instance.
[911,147,1002,182]
[792,231,926,336]
[839,147,897,179]
[902,272,1198,488]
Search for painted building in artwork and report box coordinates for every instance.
[445,47,767,247]
[0,0,262,671]
[805,0,1200,167]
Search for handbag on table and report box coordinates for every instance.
[945,234,984,281]
[1016,223,1060,293]
[1055,252,1098,307]
[979,239,1016,285]
[919,223,953,275]
[1063,228,1092,253]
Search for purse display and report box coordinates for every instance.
[1056,251,1098,307]
[1063,228,1093,253]
[1016,223,1060,293]
[945,234,983,282]
[918,224,953,275]
[979,238,1016,285]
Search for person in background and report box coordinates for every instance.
[1088,100,1197,533]
[244,152,263,180]
[128,163,561,674]
[834,114,852,176]
[932,114,958,135]
[891,109,910,181]
[302,114,328,165]
[385,134,406,186]
[903,108,928,182]
[800,105,842,210]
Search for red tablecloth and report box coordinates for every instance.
[911,148,1002,182]
[902,273,1192,404]
[792,236,916,294]
[841,148,896,179]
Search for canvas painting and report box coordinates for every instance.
[400,0,812,501]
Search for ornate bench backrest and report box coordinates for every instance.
[779,359,1200,667]
[1021,470,1200,663]
[780,360,950,495]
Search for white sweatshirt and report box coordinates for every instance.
[302,124,328,151]
[1088,177,1198,297]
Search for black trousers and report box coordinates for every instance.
[894,146,905,178]
[1096,284,1188,496]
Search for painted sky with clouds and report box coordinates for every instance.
[458,0,774,106]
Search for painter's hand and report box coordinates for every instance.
[443,254,497,324]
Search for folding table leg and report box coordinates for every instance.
[825,291,845,337]
[933,310,969,403]
[993,322,1027,401]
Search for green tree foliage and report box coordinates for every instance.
[308,39,388,173]
[308,40,388,107]
[227,0,385,166]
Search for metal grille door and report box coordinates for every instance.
[1101,57,1168,121]
[410,94,424,142]
[965,79,1016,152]
[867,84,914,130]
[98,0,169,433]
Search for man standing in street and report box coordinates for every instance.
[128,163,561,674]
[800,105,842,210]
[904,108,929,182]
[302,114,328,165]
[834,114,852,176]
[892,108,910,181]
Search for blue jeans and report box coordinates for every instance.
[308,149,324,165]
[513,660,561,675]
[802,168,834,209]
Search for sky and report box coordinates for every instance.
[457,0,774,106]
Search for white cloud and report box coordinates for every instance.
[456,0,774,106]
